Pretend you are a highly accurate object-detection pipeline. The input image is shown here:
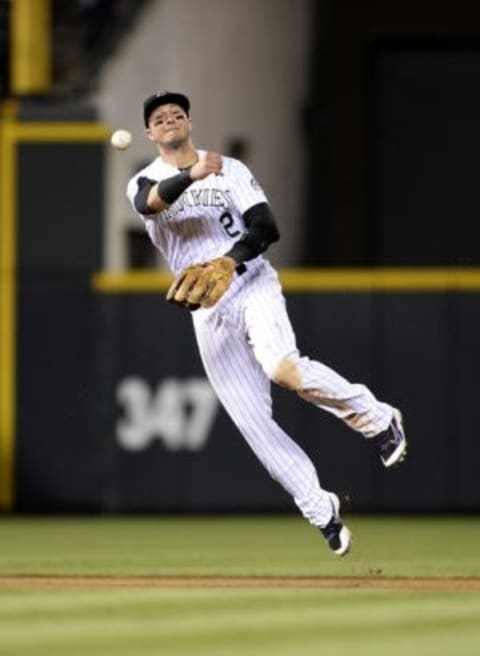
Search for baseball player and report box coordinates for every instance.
[126,91,407,556]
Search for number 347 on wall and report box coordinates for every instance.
[116,377,219,452]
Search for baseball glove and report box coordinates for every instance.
[166,256,236,310]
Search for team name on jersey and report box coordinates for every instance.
[162,187,233,218]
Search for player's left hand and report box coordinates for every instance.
[189,152,223,180]
[166,256,236,310]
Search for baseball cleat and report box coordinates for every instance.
[319,492,352,556]
[374,408,407,468]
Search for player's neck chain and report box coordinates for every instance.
[177,156,199,172]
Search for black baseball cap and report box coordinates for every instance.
[143,91,190,126]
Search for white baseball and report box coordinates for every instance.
[110,129,132,150]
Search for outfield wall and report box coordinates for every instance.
[14,271,480,514]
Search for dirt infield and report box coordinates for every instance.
[0,575,479,590]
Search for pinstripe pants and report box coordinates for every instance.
[192,260,393,527]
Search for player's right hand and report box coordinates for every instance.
[189,152,223,180]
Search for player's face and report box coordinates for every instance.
[146,103,192,148]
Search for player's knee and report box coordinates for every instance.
[272,355,303,391]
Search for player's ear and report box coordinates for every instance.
[145,128,155,142]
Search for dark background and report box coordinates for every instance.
[304,0,480,265]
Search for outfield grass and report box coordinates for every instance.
[0,515,479,655]
[0,514,479,577]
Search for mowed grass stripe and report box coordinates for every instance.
[0,585,467,615]
[0,589,480,656]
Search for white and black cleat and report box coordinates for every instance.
[319,492,352,556]
[374,409,407,468]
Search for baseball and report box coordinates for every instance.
[110,129,132,150]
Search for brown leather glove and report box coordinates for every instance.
[166,256,236,310]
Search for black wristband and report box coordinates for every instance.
[157,169,193,205]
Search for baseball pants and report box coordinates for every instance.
[192,266,393,527]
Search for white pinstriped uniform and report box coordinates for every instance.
[127,150,394,527]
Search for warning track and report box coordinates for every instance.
[0,575,479,590]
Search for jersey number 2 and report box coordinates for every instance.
[219,211,241,238]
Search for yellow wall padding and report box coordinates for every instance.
[10,0,51,94]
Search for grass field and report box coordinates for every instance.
[0,514,479,655]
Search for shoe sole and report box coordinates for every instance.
[327,492,352,556]
[382,409,408,468]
